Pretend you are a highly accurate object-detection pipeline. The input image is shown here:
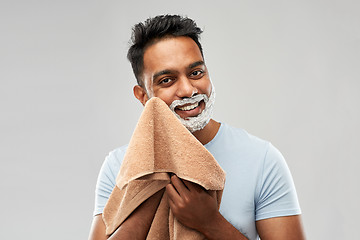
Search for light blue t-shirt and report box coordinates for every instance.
[93,123,301,240]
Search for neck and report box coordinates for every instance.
[192,119,220,145]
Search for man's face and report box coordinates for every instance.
[141,36,212,121]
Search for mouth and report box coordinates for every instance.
[176,102,200,111]
[174,100,204,119]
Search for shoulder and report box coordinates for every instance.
[99,145,128,183]
[93,144,129,216]
[106,145,128,164]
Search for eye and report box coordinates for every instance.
[159,78,173,85]
[190,70,204,78]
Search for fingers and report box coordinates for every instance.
[169,175,205,194]
[166,182,182,204]
[165,175,219,232]
[166,175,209,204]
[169,175,189,197]
[166,175,191,207]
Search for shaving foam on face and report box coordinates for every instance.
[144,77,154,98]
[169,84,216,132]
[144,75,215,132]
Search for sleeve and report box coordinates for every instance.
[93,148,123,216]
[255,143,301,221]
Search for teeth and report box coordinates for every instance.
[178,102,199,111]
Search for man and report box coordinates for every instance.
[88,15,305,240]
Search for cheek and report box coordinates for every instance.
[154,88,176,106]
[206,83,212,95]
[197,79,212,95]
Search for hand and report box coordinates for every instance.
[166,175,219,232]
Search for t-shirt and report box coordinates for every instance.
[93,123,301,240]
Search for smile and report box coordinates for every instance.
[177,102,200,111]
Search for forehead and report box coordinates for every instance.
[143,36,204,74]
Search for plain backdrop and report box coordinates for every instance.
[1,0,359,239]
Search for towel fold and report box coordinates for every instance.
[103,97,226,239]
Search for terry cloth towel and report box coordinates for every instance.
[103,97,226,239]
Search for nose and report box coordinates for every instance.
[176,76,198,98]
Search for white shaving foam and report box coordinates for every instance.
[169,85,216,132]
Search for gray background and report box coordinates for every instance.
[1,0,359,239]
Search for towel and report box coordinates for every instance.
[103,97,226,239]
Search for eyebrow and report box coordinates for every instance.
[153,70,173,81]
[152,60,205,83]
[189,61,205,69]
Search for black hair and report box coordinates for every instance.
[127,15,204,86]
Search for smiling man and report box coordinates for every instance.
[134,35,218,144]
[88,15,305,240]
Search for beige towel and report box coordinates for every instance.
[103,97,226,239]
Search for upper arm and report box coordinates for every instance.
[256,215,306,240]
[255,143,301,221]
[94,152,120,216]
[89,148,124,239]
[88,214,107,240]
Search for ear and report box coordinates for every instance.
[133,85,149,106]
